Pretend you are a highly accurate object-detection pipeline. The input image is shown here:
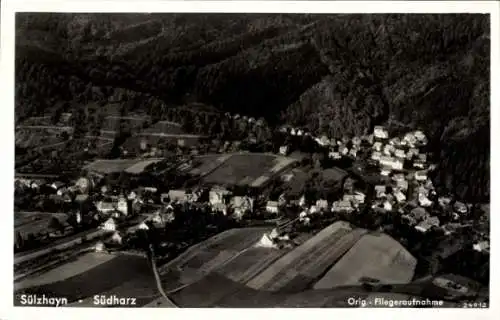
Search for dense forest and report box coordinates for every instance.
[15,13,490,203]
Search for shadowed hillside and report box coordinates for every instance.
[15,13,490,202]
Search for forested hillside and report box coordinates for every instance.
[15,13,490,202]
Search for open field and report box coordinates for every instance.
[186,154,233,176]
[84,159,141,174]
[142,120,184,134]
[15,252,116,291]
[71,274,159,307]
[246,221,354,290]
[14,253,153,304]
[159,227,271,285]
[124,159,164,174]
[215,247,286,284]
[314,233,417,289]
[201,153,297,188]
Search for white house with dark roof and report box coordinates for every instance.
[374,185,387,198]
[383,145,394,156]
[373,141,383,152]
[394,149,406,159]
[266,201,279,214]
[316,199,329,211]
[209,188,231,206]
[371,151,382,161]
[373,126,389,139]
[331,200,354,213]
[169,189,188,203]
[415,170,428,181]
[380,156,403,170]
[101,217,117,231]
[389,137,401,146]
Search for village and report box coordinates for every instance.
[14,116,490,285]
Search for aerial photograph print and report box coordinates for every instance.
[12,8,491,308]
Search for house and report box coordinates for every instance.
[279,145,289,156]
[100,185,109,195]
[96,201,116,215]
[418,193,433,207]
[410,208,429,223]
[138,221,149,230]
[396,180,409,191]
[298,194,307,207]
[394,149,406,159]
[316,199,329,211]
[75,194,88,203]
[309,205,319,215]
[415,170,428,181]
[348,148,358,158]
[117,196,128,215]
[373,126,389,139]
[418,154,427,162]
[212,203,228,215]
[110,231,123,245]
[127,191,137,201]
[394,190,406,203]
[438,196,452,207]
[299,210,308,220]
[473,241,490,253]
[414,130,426,141]
[380,168,391,176]
[353,191,366,203]
[371,151,382,161]
[373,142,383,152]
[56,187,68,196]
[375,185,387,198]
[51,181,66,191]
[255,233,277,249]
[453,202,468,214]
[392,173,405,181]
[290,128,297,136]
[143,187,158,193]
[297,129,304,136]
[329,151,342,159]
[101,217,117,231]
[352,136,362,146]
[381,201,392,211]
[266,201,279,214]
[383,144,395,156]
[30,179,47,189]
[366,134,374,144]
[389,137,401,146]
[169,189,188,203]
[75,177,93,194]
[414,216,440,232]
[413,160,426,169]
[403,133,417,145]
[331,200,354,213]
[341,147,349,155]
[231,196,254,218]
[209,188,231,206]
[317,135,330,146]
[95,241,106,253]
